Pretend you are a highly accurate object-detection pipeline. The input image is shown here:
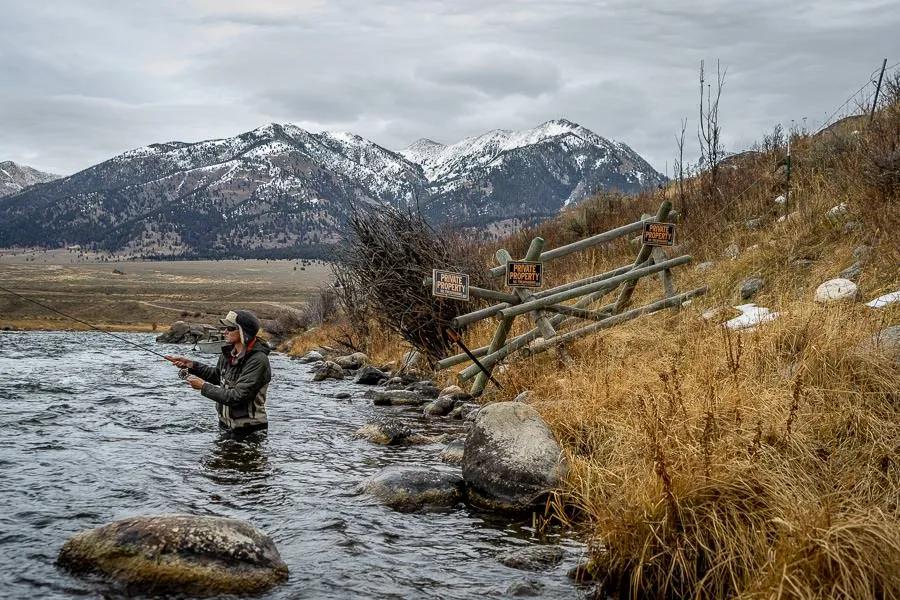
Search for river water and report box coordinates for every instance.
[0,331,587,599]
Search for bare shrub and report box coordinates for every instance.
[333,206,484,360]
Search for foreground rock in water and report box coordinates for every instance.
[361,466,464,512]
[57,514,288,597]
[367,389,431,406]
[497,545,566,571]
[312,361,345,382]
[463,402,567,512]
[354,417,412,445]
[353,365,388,385]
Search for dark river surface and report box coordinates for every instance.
[0,331,587,599]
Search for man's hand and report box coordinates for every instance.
[165,355,194,369]
[186,375,205,390]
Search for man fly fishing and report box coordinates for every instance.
[165,310,272,433]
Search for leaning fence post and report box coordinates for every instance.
[470,237,544,396]
[612,201,672,314]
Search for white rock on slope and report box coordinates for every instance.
[724,304,779,330]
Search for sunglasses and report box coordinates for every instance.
[224,326,238,332]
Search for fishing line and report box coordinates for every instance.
[0,284,176,362]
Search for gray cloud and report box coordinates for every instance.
[0,0,896,176]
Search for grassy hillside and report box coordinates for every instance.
[288,85,899,598]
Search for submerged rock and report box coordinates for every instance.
[462,402,567,512]
[312,361,345,382]
[506,578,545,596]
[405,380,441,398]
[423,396,457,417]
[369,390,430,406]
[353,417,412,445]
[448,403,478,420]
[361,466,464,512]
[440,439,466,465]
[57,514,288,597]
[497,545,566,571]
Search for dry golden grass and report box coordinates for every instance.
[287,100,899,598]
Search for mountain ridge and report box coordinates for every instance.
[0,120,665,257]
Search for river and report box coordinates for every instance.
[0,331,587,599]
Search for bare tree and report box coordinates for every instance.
[698,59,727,206]
[674,117,688,218]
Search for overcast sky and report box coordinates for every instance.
[1,0,897,176]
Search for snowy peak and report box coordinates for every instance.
[0,119,664,257]
[0,161,60,197]
[399,138,446,165]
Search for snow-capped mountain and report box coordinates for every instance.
[0,120,664,257]
[0,161,59,197]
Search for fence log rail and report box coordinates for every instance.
[425,201,705,396]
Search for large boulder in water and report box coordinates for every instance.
[57,514,288,596]
[155,321,191,343]
[361,466,464,512]
[312,361,345,382]
[353,366,388,385]
[462,402,567,512]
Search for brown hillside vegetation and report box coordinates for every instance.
[289,81,900,599]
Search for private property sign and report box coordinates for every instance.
[506,260,543,288]
[432,269,470,301]
[641,221,676,246]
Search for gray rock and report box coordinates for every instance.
[497,545,565,571]
[369,390,430,406]
[424,396,457,417]
[353,417,412,445]
[440,439,466,464]
[739,277,765,300]
[859,325,900,364]
[405,380,440,398]
[361,466,464,512]
[814,278,858,303]
[334,352,367,370]
[462,402,568,511]
[334,392,352,400]
[448,403,478,420]
[155,321,191,343]
[353,366,388,385]
[506,578,545,596]
[57,514,288,596]
[384,376,406,390]
[695,261,715,273]
[438,385,471,401]
[513,390,533,403]
[298,350,324,364]
[839,262,863,281]
[312,361,345,382]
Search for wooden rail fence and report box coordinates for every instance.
[425,201,707,396]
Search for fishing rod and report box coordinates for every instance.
[0,284,191,378]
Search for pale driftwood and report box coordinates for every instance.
[471,238,544,396]
[523,286,708,356]
[612,201,673,313]
[495,255,692,320]
[486,210,678,278]
[541,303,614,321]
